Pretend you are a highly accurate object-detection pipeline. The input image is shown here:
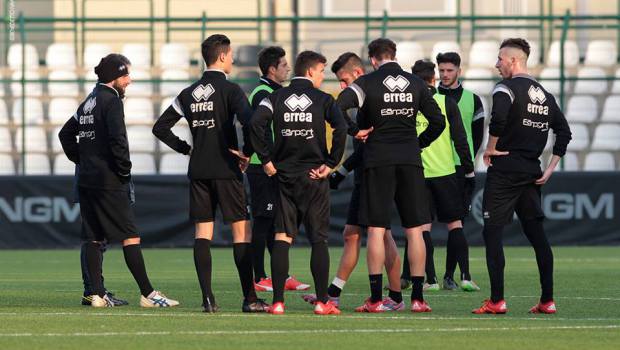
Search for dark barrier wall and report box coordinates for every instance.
[0,173,618,248]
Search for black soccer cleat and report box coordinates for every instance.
[442,276,459,290]
[242,298,269,313]
[202,297,219,313]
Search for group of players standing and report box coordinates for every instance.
[59,33,571,315]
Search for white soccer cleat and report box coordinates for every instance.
[140,290,179,308]
[91,294,114,308]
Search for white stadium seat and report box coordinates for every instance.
[51,126,65,153]
[463,68,495,96]
[11,70,43,97]
[53,155,76,175]
[160,69,190,97]
[48,70,80,97]
[23,154,51,175]
[124,69,153,97]
[561,152,579,171]
[600,95,620,122]
[48,98,79,125]
[395,41,425,71]
[547,40,580,67]
[574,67,607,95]
[83,70,98,94]
[590,123,620,151]
[0,154,15,175]
[130,153,156,174]
[583,152,616,171]
[431,41,461,63]
[46,43,77,70]
[584,40,616,67]
[468,40,499,67]
[566,124,589,151]
[12,98,44,125]
[7,43,39,69]
[15,126,48,152]
[127,126,155,152]
[159,153,189,174]
[160,43,190,69]
[565,95,598,123]
[0,100,8,125]
[538,67,570,95]
[526,41,541,68]
[84,43,112,70]
[0,127,12,153]
[124,98,155,125]
[122,43,151,68]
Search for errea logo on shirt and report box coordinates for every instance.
[83,97,96,114]
[527,85,549,116]
[284,94,312,111]
[190,84,215,113]
[382,75,413,103]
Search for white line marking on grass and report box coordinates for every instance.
[0,325,618,338]
[0,312,618,322]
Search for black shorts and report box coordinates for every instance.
[274,173,329,243]
[190,179,249,223]
[346,185,363,226]
[482,169,545,226]
[426,174,465,223]
[454,165,472,215]
[79,187,139,242]
[361,165,431,229]
[247,172,278,218]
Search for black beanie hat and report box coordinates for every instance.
[95,53,130,83]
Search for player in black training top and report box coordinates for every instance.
[337,38,445,313]
[153,34,267,313]
[250,50,347,315]
[301,52,405,311]
[473,38,571,315]
[59,54,179,308]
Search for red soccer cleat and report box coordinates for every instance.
[411,300,432,313]
[254,277,273,292]
[301,293,340,308]
[472,299,508,314]
[354,298,385,313]
[314,300,341,315]
[529,300,557,314]
[267,301,285,315]
[285,276,311,291]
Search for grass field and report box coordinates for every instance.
[0,246,619,349]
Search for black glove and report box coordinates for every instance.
[329,171,346,190]
[463,176,476,212]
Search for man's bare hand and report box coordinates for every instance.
[309,164,332,180]
[263,161,277,177]
[355,127,374,142]
[483,148,510,167]
[229,149,250,172]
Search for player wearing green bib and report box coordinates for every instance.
[247,46,310,293]
[401,60,479,292]
[437,52,485,291]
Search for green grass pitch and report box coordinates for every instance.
[0,246,618,349]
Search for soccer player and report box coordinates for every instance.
[302,52,404,311]
[407,59,478,294]
[337,38,446,312]
[58,53,179,308]
[247,46,310,292]
[250,50,347,315]
[436,51,485,291]
[473,38,571,314]
[153,34,267,313]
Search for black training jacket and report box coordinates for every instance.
[336,61,445,169]
[489,74,572,174]
[250,77,347,176]
[58,84,131,191]
[153,69,253,180]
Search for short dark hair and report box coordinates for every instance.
[201,34,231,66]
[500,38,531,57]
[294,50,327,77]
[368,38,396,61]
[258,46,286,75]
[331,52,364,74]
[436,52,461,67]
[411,59,436,83]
